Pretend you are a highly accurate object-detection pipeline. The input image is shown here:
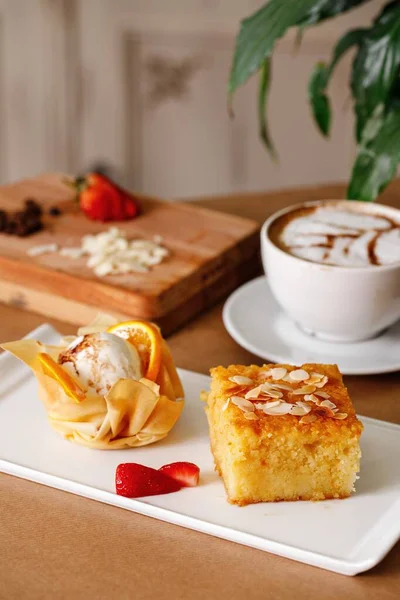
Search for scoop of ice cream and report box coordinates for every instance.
[58,332,142,397]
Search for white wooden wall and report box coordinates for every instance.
[0,0,387,198]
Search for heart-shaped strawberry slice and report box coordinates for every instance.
[115,463,181,498]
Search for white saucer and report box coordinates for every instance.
[223,276,400,375]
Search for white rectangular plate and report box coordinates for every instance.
[0,324,399,576]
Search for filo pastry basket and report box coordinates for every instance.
[1,315,184,450]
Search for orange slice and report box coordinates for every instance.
[107,320,162,381]
[38,353,86,403]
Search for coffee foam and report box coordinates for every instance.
[375,229,400,264]
[279,206,400,267]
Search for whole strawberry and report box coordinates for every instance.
[68,173,140,222]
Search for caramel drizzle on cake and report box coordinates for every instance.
[226,369,348,423]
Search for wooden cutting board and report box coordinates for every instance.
[0,174,260,334]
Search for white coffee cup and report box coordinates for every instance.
[261,200,400,343]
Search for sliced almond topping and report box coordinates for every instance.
[228,375,253,386]
[319,399,337,411]
[245,385,263,400]
[261,369,272,378]
[296,401,312,412]
[314,391,330,399]
[292,384,317,395]
[261,384,286,395]
[303,393,319,403]
[254,402,269,410]
[244,412,259,421]
[314,375,328,388]
[261,389,283,399]
[289,369,310,382]
[264,400,282,408]
[300,414,317,424]
[230,396,255,412]
[263,402,292,415]
[290,403,311,417]
[259,381,273,390]
[221,398,231,412]
[281,375,294,383]
[333,412,348,420]
[268,382,293,391]
[270,367,287,380]
[310,372,324,382]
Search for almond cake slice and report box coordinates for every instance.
[205,363,363,505]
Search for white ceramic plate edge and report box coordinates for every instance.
[1,324,399,576]
[0,454,392,577]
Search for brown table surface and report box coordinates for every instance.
[1,182,400,599]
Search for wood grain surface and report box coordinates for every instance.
[0,180,399,600]
[0,174,259,330]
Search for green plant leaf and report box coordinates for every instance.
[347,103,400,201]
[309,29,365,135]
[299,0,371,26]
[229,0,400,200]
[229,0,371,97]
[309,64,331,135]
[229,0,373,157]
[258,58,277,157]
[294,26,306,51]
[351,0,400,141]
[229,0,319,97]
